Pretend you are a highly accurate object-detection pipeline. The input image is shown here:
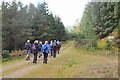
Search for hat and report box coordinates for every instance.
[27,40,30,43]
[34,40,38,44]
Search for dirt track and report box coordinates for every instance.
[2,41,118,78]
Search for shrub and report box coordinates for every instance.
[11,50,26,57]
[97,38,111,50]
[97,39,106,49]
[2,50,11,59]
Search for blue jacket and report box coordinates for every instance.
[41,44,50,53]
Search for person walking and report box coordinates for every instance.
[24,40,31,61]
[50,40,53,56]
[57,40,61,54]
[52,40,57,58]
[41,41,50,64]
[38,41,43,58]
[32,40,39,63]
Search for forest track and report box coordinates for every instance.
[2,41,118,78]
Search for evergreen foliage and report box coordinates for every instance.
[2,1,66,51]
[73,2,120,50]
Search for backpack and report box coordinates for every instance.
[38,44,42,50]
[32,44,36,51]
[53,42,57,47]
[25,43,31,50]
[57,44,61,47]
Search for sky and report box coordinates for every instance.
[2,0,88,29]
[46,0,88,28]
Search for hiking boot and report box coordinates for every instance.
[33,61,37,63]
[28,57,30,60]
[53,57,56,58]
[39,56,41,58]
[51,53,53,56]
[43,61,47,64]
[45,62,47,64]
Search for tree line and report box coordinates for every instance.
[2,1,66,51]
[73,2,120,50]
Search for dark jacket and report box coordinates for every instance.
[32,43,39,54]
[25,42,31,50]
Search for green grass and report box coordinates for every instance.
[2,56,26,66]
[2,41,118,78]
[21,41,118,78]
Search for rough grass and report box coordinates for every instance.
[2,41,118,78]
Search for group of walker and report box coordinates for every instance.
[24,39,61,64]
